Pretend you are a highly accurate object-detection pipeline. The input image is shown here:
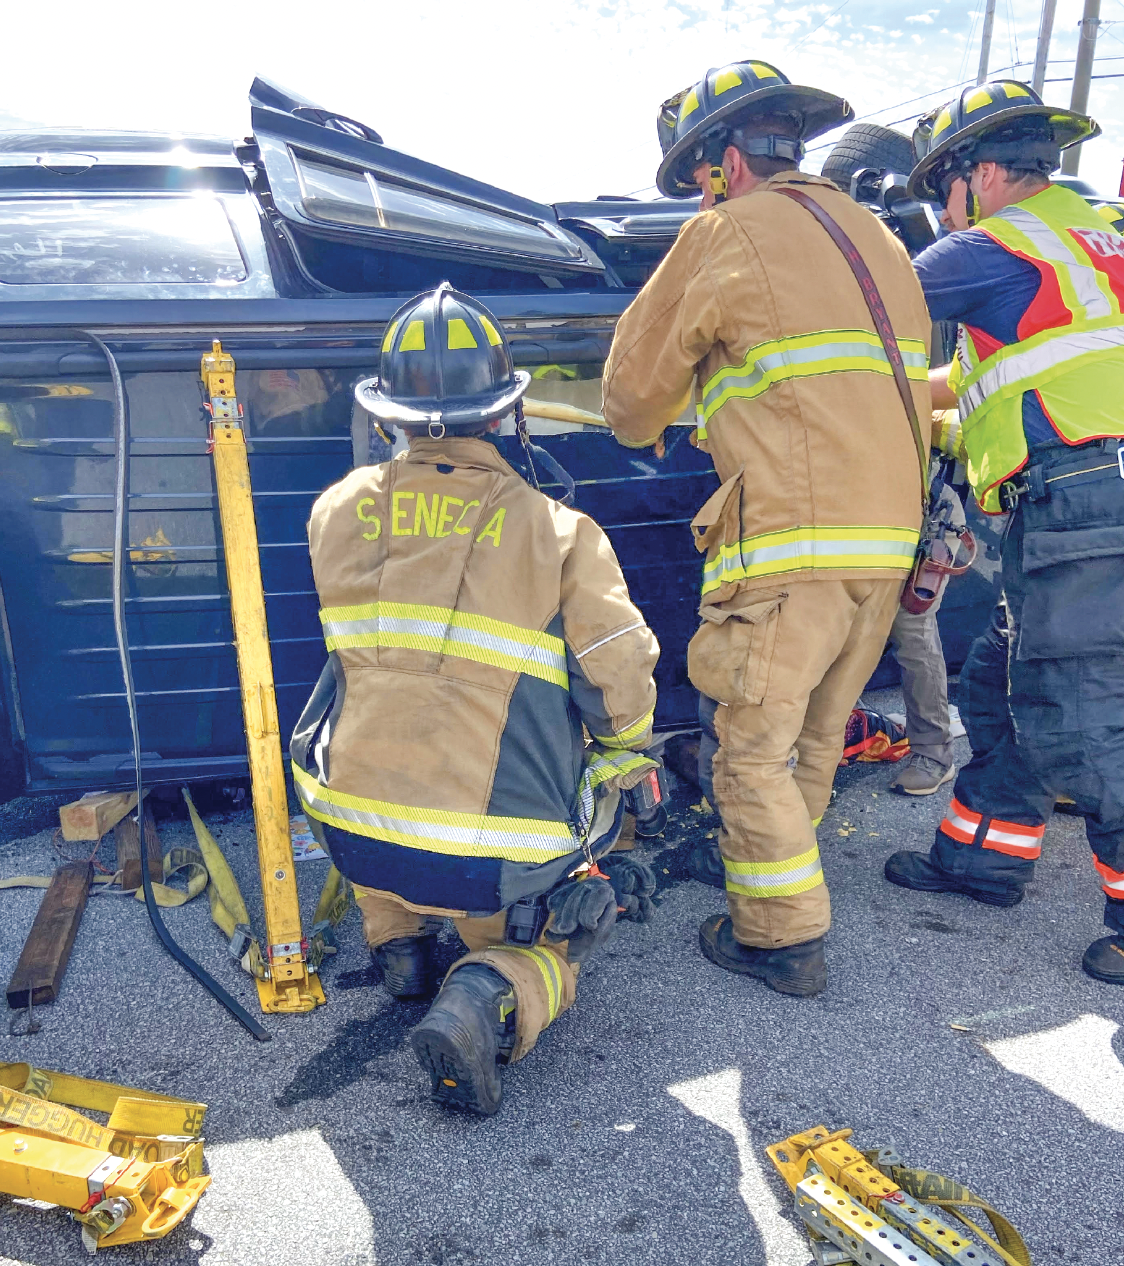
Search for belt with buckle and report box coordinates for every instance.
[1003,440,1124,510]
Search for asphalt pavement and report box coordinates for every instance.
[1,686,1122,1266]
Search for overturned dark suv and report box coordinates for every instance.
[0,81,995,801]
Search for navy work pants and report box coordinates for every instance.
[931,439,1124,933]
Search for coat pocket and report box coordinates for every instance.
[687,590,788,705]
[691,469,744,556]
[1018,525,1124,660]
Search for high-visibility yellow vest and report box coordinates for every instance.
[955,183,1124,512]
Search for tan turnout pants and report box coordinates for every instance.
[354,885,576,1062]
[688,577,904,949]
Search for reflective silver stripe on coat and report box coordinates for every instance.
[992,205,1113,320]
[701,337,928,417]
[960,324,1124,418]
[321,614,567,677]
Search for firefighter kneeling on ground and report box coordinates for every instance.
[291,283,661,1113]
[885,80,1124,984]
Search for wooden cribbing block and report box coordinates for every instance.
[59,790,139,842]
[113,807,163,892]
[6,861,93,1009]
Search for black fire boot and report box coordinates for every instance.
[1082,935,1124,985]
[372,934,438,999]
[884,850,1024,908]
[687,838,725,889]
[699,915,826,997]
[410,964,515,1116]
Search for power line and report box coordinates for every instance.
[789,1,850,54]
[804,52,1124,155]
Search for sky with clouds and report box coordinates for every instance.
[4,0,1124,204]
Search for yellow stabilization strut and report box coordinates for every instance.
[202,341,325,1014]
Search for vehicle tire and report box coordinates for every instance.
[821,123,916,191]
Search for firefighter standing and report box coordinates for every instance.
[292,284,661,1113]
[601,60,932,996]
[885,81,1124,985]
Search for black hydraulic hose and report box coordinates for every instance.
[89,329,271,1041]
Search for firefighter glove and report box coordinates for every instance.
[602,855,657,922]
[544,876,617,963]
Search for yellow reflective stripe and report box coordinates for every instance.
[986,202,1119,322]
[506,946,561,1021]
[292,763,576,863]
[934,409,965,462]
[700,330,928,424]
[586,751,652,788]
[700,525,918,594]
[724,844,824,898]
[591,707,654,750]
[958,317,1124,421]
[319,601,568,689]
[695,402,707,442]
[725,844,820,875]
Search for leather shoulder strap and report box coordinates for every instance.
[773,186,929,491]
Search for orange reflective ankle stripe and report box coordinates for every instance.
[1094,857,1124,896]
[939,799,1045,858]
[940,797,981,845]
[980,818,1044,860]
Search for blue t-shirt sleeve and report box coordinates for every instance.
[913,229,1041,332]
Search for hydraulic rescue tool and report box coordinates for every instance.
[0,1063,210,1254]
[767,1126,1031,1266]
[901,460,978,616]
[201,341,326,1015]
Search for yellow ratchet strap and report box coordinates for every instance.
[884,1165,1031,1266]
[767,1126,1031,1266]
[0,1063,209,1252]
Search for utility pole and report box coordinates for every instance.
[1061,0,1102,175]
[1031,0,1058,95]
[977,0,998,85]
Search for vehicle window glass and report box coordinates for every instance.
[0,197,248,285]
[293,152,583,261]
[516,362,693,434]
[0,368,358,578]
[0,369,356,441]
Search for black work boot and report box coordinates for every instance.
[1082,935,1124,985]
[410,964,515,1116]
[884,851,1024,908]
[699,915,826,997]
[687,838,725,889]
[372,934,438,999]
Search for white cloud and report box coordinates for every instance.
[0,0,1120,201]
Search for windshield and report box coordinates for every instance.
[0,197,248,285]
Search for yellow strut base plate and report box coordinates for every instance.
[255,972,327,1014]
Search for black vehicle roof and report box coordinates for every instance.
[0,80,696,327]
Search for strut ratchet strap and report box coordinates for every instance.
[774,187,930,504]
[0,1062,206,1154]
[182,786,350,976]
[1,854,207,906]
[881,1165,1031,1266]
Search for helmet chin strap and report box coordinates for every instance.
[513,401,576,506]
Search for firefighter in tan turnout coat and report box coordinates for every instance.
[603,60,932,995]
[292,283,660,1115]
